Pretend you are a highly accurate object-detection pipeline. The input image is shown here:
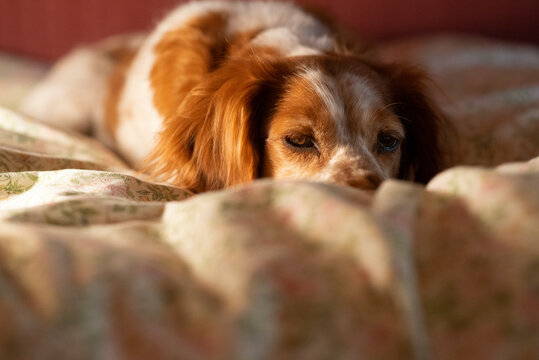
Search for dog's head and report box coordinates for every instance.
[145,53,444,193]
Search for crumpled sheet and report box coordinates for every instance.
[1,36,539,359]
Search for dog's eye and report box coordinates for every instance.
[377,133,400,152]
[284,134,316,150]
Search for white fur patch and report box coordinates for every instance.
[115,45,162,165]
[344,72,384,111]
[300,68,346,137]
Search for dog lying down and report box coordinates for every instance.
[21,0,446,193]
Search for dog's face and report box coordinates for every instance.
[146,54,443,193]
[263,58,407,190]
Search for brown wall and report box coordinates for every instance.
[0,0,537,61]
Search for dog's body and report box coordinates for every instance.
[22,1,444,193]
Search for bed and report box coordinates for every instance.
[1,35,538,359]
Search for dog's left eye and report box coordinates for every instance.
[377,133,400,152]
[284,134,316,150]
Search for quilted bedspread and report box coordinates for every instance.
[1,36,539,359]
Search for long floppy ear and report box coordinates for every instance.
[142,57,282,192]
[377,63,446,183]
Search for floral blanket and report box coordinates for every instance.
[1,36,539,359]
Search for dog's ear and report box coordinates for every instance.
[143,57,282,192]
[376,63,446,183]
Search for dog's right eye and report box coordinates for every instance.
[283,134,316,150]
[377,133,401,153]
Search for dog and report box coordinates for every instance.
[21,1,444,193]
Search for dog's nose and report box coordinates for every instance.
[345,173,382,190]
[324,152,383,190]
[330,167,383,190]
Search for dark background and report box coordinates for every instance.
[0,0,538,61]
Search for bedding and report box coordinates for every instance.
[1,35,538,359]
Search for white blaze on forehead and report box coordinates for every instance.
[341,72,385,136]
[345,72,384,108]
[300,69,386,143]
[342,72,386,150]
[300,68,346,138]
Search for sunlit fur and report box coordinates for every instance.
[106,1,444,192]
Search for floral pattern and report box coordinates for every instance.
[0,36,538,359]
